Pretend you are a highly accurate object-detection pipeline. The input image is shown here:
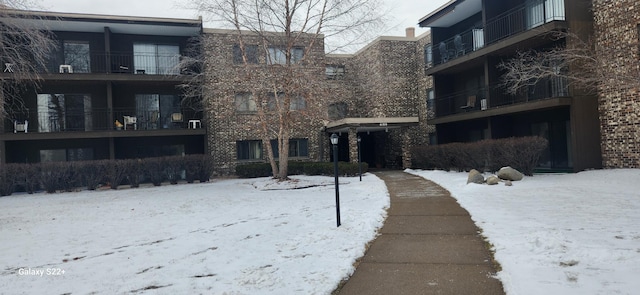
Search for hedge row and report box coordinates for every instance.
[0,154,214,196]
[411,136,548,175]
[236,161,369,178]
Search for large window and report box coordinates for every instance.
[233,44,258,64]
[134,43,180,75]
[135,94,181,129]
[63,41,90,73]
[237,140,263,160]
[267,92,306,110]
[40,148,94,162]
[235,92,257,112]
[267,47,304,64]
[37,94,92,132]
[326,65,345,79]
[270,138,309,158]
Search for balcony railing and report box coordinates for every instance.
[426,0,565,68]
[429,77,569,117]
[5,108,203,133]
[36,51,197,75]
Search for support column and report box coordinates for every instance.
[0,140,5,165]
[348,127,358,163]
[401,128,412,169]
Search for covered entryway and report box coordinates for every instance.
[324,117,419,169]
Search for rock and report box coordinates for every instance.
[486,175,500,185]
[467,169,485,184]
[497,166,524,181]
[504,180,513,186]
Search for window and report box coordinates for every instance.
[37,93,92,132]
[424,45,433,66]
[426,88,435,108]
[40,148,94,162]
[135,94,181,129]
[267,47,304,64]
[64,41,90,73]
[270,138,309,158]
[134,43,180,75]
[328,102,348,120]
[233,44,258,64]
[267,92,306,111]
[237,140,263,160]
[235,92,257,112]
[326,65,345,79]
[290,96,306,111]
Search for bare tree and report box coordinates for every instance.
[184,0,386,180]
[0,0,57,119]
[498,31,640,96]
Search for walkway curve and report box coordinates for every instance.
[335,170,505,295]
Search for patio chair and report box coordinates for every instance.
[123,115,137,130]
[461,95,476,111]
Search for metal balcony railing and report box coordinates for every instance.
[425,0,566,68]
[5,108,203,133]
[38,51,197,75]
[429,77,569,117]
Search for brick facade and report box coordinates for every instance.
[203,28,433,175]
[594,1,640,168]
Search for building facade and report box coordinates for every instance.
[419,0,602,172]
[1,11,206,164]
[593,0,640,168]
[203,28,432,175]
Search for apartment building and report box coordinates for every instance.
[203,28,431,175]
[1,11,206,164]
[419,0,602,172]
[593,0,640,168]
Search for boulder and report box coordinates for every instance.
[467,169,485,184]
[504,180,513,186]
[497,166,524,181]
[486,175,500,185]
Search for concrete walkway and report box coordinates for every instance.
[335,171,505,295]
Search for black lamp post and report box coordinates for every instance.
[330,133,341,227]
[357,136,362,181]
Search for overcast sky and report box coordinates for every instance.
[36,0,449,51]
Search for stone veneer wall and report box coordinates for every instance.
[594,1,640,168]
[203,29,433,174]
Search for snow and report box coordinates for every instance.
[406,168,640,295]
[0,174,389,294]
[2,169,640,294]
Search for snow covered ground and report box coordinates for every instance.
[407,168,640,295]
[0,175,389,294]
[2,169,639,294]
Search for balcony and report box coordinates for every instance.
[429,77,569,118]
[425,0,566,68]
[4,108,204,135]
[2,51,197,77]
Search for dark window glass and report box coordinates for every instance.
[233,44,258,64]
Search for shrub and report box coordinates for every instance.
[124,159,144,188]
[235,161,369,178]
[40,162,70,193]
[77,160,107,190]
[0,164,17,196]
[411,136,548,176]
[184,154,214,183]
[18,164,40,194]
[164,156,183,185]
[144,157,164,186]
[105,160,128,189]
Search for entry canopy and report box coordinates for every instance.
[325,117,419,134]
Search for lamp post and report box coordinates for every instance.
[330,133,341,227]
[357,136,362,181]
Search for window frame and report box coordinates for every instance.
[267,46,304,65]
[270,138,309,159]
[325,65,345,79]
[235,92,257,112]
[237,140,263,160]
[233,44,258,64]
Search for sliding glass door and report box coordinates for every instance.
[135,94,181,129]
[37,94,92,132]
[133,44,180,75]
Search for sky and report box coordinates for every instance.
[35,0,449,40]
